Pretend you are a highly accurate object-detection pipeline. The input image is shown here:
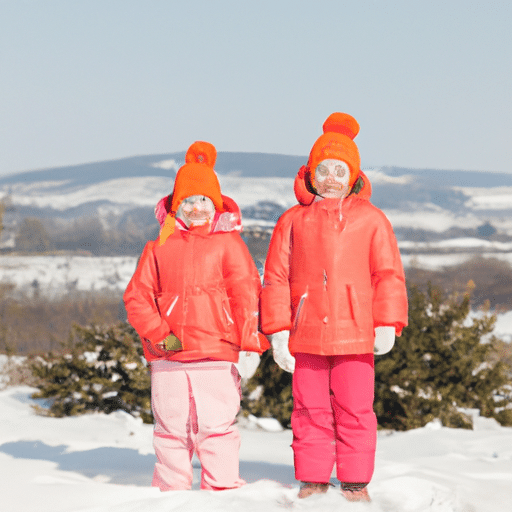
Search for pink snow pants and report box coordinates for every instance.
[291,353,377,484]
[150,360,245,491]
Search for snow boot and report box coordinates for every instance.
[298,482,330,499]
[340,482,371,502]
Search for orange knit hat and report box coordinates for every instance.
[307,112,361,189]
[158,141,223,245]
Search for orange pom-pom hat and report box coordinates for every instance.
[158,141,224,245]
[307,112,361,190]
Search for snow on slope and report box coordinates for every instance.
[1,175,297,211]
[385,208,482,232]
[0,255,137,297]
[400,238,512,251]
[3,164,512,236]
[400,252,512,272]
[365,169,414,185]
[1,384,512,512]
[398,238,512,270]
[6,177,170,210]
[455,186,512,210]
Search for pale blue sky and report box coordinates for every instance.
[1,0,511,176]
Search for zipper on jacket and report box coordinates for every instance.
[323,270,329,323]
[166,296,179,317]
[293,289,308,332]
[223,305,234,325]
[348,285,360,326]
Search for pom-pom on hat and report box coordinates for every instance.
[158,141,224,245]
[306,112,361,188]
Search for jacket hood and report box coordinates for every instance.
[293,165,372,206]
[155,193,242,234]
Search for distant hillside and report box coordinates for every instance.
[1,151,512,257]
[2,152,512,188]
[0,152,307,188]
[381,166,512,188]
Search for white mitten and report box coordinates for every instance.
[374,326,395,355]
[235,351,261,380]
[271,330,295,373]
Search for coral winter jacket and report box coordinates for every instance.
[260,171,408,356]
[124,201,269,363]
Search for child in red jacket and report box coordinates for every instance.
[260,113,408,502]
[124,141,269,491]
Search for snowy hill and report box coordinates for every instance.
[2,152,512,266]
[2,152,512,228]
[1,381,512,512]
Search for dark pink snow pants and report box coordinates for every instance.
[291,352,377,484]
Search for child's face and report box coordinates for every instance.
[178,195,215,226]
[314,159,351,198]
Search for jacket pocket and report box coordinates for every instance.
[156,294,182,333]
[345,285,372,332]
[222,298,235,328]
[166,296,179,317]
[291,289,308,334]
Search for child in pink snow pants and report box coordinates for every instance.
[151,360,244,490]
[124,141,269,491]
[260,114,408,502]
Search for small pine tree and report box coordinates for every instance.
[375,284,512,430]
[31,323,153,423]
[242,350,293,428]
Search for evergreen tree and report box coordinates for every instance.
[31,323,153,423]
[242,349,293,428]
[29,286,512,431]
[374,284,512,430]
[244,284,512,430]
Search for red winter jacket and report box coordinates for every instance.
[260,170,408,356]
[124,197,269,363]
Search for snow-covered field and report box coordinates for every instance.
[400,251,512,272]
[1,380,512,512]
[2,238,512,298]
[0,255,137,298]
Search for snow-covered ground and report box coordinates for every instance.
[1,382,511,512]
[0,255,137,298]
